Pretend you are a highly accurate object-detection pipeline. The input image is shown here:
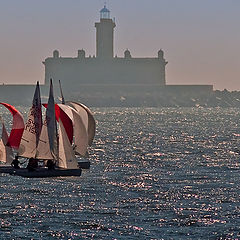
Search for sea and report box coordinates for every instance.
[0,107,240,240]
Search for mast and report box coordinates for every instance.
[59,80,65,104]
[47,79,58,161]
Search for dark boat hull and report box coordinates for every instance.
[0,166,16,174]
[11,168,82,178]
[78,161,91,169]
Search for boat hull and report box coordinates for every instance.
[78,161,91,169]
[0,166,16,174]
[10,168,82,178]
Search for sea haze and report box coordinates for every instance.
[0,107,240,239]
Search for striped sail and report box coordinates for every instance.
[58,104,88,156]
[0,103,24,149]
[56,104,73,144]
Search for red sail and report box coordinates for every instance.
[0,102,24,149]
[43,103,73,144]
[57,105,73,144]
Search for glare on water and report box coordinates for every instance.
[0,107,240,239]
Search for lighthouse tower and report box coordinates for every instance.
[95,5,116,58]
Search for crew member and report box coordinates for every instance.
[27,158,38,171]
[46,160,55,170]
[11,156,20,169]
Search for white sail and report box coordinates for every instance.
[68,102,88,131]
[1,118,9,146]
[0,140,7,163]
[36,80,56,160]
[58,104,88,156]
[71,108,88,156]
[35,121,54,160]
[0,119,14,163]
[58,119,78,169]
[18,82,42,158]
[67,101,96,146]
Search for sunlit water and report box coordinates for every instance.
[0,107,240,239]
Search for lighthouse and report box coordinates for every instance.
[95,5,116,58]
[42,5,175,105]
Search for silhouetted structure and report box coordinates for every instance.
[43,5,168,94]
[0,5,215,107]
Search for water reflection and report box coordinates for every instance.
[0,107,240,239]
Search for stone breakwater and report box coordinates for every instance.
[0,84,239,107]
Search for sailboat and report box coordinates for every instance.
[1,79,95,177]
[0,81,42,175]
[0,102,25,149]
[58,80,96,169]
[13,80,82,178]
[0,103,24,174]
[67,102,96,169]
[58,103,90,168]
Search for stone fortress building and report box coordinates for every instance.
[0,5,213,107]
[43,5,169,104]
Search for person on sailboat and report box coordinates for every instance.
[11,156,20,169]
[46,160,55,170]
[27,158,38,171]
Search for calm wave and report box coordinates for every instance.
[0,107,240,239]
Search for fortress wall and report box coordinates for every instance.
[0,83,213,107]
[165,85,213,94]
[60,84,213,107]
[44,57,166,89]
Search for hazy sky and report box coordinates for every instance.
[0,0,239,90]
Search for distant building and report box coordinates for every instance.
[0,6,213,107]
[43,5,168,96]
